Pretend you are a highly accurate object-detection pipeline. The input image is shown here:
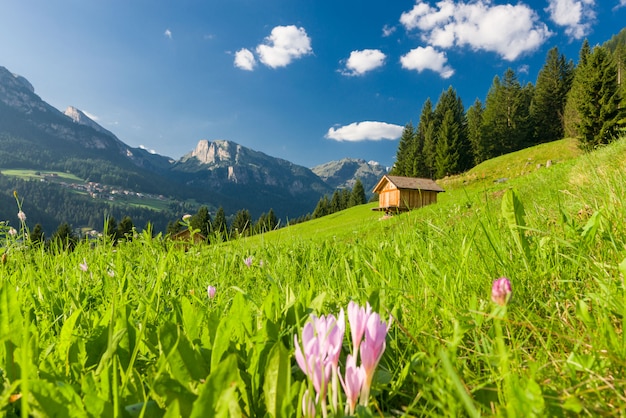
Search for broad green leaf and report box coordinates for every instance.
[190,354,242,418]
[57,308,82,374]
[263,341,291,418]
[501,188,531,260]
[159,322,208,385]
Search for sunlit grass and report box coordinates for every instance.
[1,136,625,416]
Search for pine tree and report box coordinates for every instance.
[30,223,45,246]
[434,109,460,178]
[576,46,624,149]
[466,98,486,164]
[414,98,434,177]
[231,209,252,237]
[312,195,330,218]
[50,222,77,252]
[349,178,367,206]
[213,207,228,240]
[190,206,211,238]
[391,123,415,175]
[564,39,592,138]
[433,87,469,172]
[482,69,532,157]
[117,216,134,241]
[530,47,575,143]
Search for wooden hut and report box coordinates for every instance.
[171,229,206,244]
[372,175,444,213]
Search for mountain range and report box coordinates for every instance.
[0,65,387,232]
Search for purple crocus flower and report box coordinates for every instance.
[359,311,390,406]
[348,301,372,355]
[492,277,512,306]
[79,259,88,272]
[207,285,216,299]
[294,311,345,415]
[339,354,364,415]
[244,256,253,267]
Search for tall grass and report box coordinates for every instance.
[1,137,625,416]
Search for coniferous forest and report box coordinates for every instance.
[391,34,626,180]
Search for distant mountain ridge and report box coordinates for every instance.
[312,158,387,194]
[0,65,376,229]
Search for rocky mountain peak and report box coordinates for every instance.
[184,139,242,165]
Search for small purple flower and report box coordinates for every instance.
[492,277,512,306]
[301,389,316,418]
[17,211,26,222]
[79,259,88,272]
[207,285,216,299]
[244,256,253,267]
[339,354,364,415]
[359,311,390,405]
[348,301,372,354]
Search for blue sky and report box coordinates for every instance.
[1,1,625,168]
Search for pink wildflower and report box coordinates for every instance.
[244,256,253,267]
[359,311,391,406]
[348,301,372,355]
[79,259,88,272]
[17,211,26,222]
[491,277,512,306]
[207,285,216,299]
[339,354,364,415]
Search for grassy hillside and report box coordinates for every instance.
[1,136,625,416]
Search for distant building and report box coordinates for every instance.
[171,229,206,244]
[372,175,444,213]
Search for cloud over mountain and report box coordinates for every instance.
[326,121,403,142]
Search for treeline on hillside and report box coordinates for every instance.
[165,205,279,241]
[0,175,174,236]
[165,178,368,241]
[393,37,626,180]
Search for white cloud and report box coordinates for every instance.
[164,29,172,39]
[325,121,404,142]
[255,25,313,68]
[400,46,454,78]
[139,145,157,154]
[82,110,99,121]
[234,48,257,71]
[546,0,595,39]
[341,49,386,76]
[382,25,396,37]
[400,0,552,61]
[619,0,626,9]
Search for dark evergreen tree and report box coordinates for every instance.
[230,209,251,237]
[482,69,533,157]
[391,123,415,175]
[190,206,211,238]
[531,47,574,144]
[50,222,77,252]
[104,216,118,242]
[414,98,435,177]
[434,109,460,178]
[117,216,134,240]
[312,195,330,219]
[575,46,624,149]
[466,98,486,164]
[564,39,592,138]
[212,207,228,241]
[30,223,44,246]
[330,190,343,212]
[434,87,470,172]
[166,220,182,236]
[349,178,367,206]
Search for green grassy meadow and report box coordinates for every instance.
[1,137,626,417]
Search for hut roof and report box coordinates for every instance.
[372,175,445,194]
